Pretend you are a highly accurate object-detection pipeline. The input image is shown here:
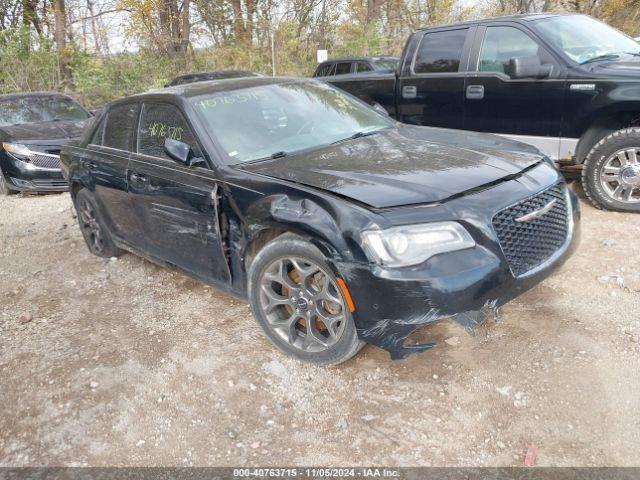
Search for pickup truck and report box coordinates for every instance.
[321,13,640,212]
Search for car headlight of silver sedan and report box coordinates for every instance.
[361,221,476,268]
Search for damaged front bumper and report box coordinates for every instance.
[336,188,581,360]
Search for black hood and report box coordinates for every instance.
[240,125,544,209]
[585,56,640,77]
[0,119,87,144]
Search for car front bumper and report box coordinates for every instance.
[337,185,581,360]
[0,153,68,192]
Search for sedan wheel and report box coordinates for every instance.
[78,198,106,254]
[248,234,364,365]
[258,257,347,353]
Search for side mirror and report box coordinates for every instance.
[372,103,390,116]
[509,56,552,79]
[164,138,206,167]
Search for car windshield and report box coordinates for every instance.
[533,15,640,64]
[191,81,393,164]
[0,96,90,127]
[372,59,399,71]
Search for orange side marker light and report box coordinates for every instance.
[337,278,356,313]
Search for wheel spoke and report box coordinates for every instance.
[603,166,620,176]
[265,260,298,291]
[260,283,290,312]
[613,184,625,199]
[291,259,319,283]
[627,149,638,165]
[617,151,630,166]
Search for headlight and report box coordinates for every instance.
[2,142,32,160]
[361,221,475,267]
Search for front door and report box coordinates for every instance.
[396,26,474,129]
[127,102,230,285]
[463,24,566,158]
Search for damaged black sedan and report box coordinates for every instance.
[0,92,91,194]
[61,77,580,364]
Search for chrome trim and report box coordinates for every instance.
[515,198,557,222]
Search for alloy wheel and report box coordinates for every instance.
[78,199,105,254]
[599,147,640,203]
[258,257,347,353]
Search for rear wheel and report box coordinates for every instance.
[74,188,122,258]
[248,235,364,365]
[582,127,640,212]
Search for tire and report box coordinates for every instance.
[0,168,15,196]
[73,188,123,258]
[248,234,365,365]
[582,127,640,212]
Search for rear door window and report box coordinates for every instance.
[356,62,373,73]
[414,28,468,73]
[137,103,201,160]
[334,62,353,75]
[102,103,138,151]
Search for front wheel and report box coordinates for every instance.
[0,168,15,196]
[582,127,640,212]
[248,234,364,365]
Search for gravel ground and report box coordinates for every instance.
[0,187,639,467]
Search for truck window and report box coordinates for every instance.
[414,28,468,74]
[103,103,138,151]
[356,62,373,73]
[334,62,352,75]
[479,27,542,76]
[315,64,331,77]
[137,103,201,160]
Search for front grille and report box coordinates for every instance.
[28,152,61,169]
[492,183,569,277]
[31,179,68,188]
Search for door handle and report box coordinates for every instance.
[402,85,417,99]
[129,172,148,184]
[466,85,484,100]
[84,161,98,170]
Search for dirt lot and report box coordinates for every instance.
[1,187,639,467]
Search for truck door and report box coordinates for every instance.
[396,26,475,129]
[463,24,566,159]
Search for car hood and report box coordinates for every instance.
[240,125,544,209]
[587,57,640,77]
[0,119,88,143]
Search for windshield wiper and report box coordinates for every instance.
[581,53,620,64]
[331,129,384,145]
[241,150,288,165]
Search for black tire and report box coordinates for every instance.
[582,127,640,212]
[0,168,15,196]
[73,188,122,258]
[248,234,365,365]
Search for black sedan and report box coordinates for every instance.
[0,92,92,194]
[61,77,580,364]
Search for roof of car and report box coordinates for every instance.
[417,12,578,30]
[0,91,74,101]
[142,76,310,100]
[319,56,399,64]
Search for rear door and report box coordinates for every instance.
[463,23,565,157]
[396,26,475,128]
[84,102,143,246]
[127,101,230,285]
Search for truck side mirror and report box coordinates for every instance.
[509,56,552,79]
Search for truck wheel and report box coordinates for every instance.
[73,188,122,258]
[248,234,364,365]
[582,127,640,212]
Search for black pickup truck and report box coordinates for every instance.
[321,13,640,212]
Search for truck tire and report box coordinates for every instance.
[582,127,640,212]
[248,234,365,365]
[73,188,123,258]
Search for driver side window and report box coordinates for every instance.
[137,103,201,160]
[479,26,547,77]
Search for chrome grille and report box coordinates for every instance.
[492,183,570,277]
[28,152,61,169]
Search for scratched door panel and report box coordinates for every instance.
[127,155,230,284]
